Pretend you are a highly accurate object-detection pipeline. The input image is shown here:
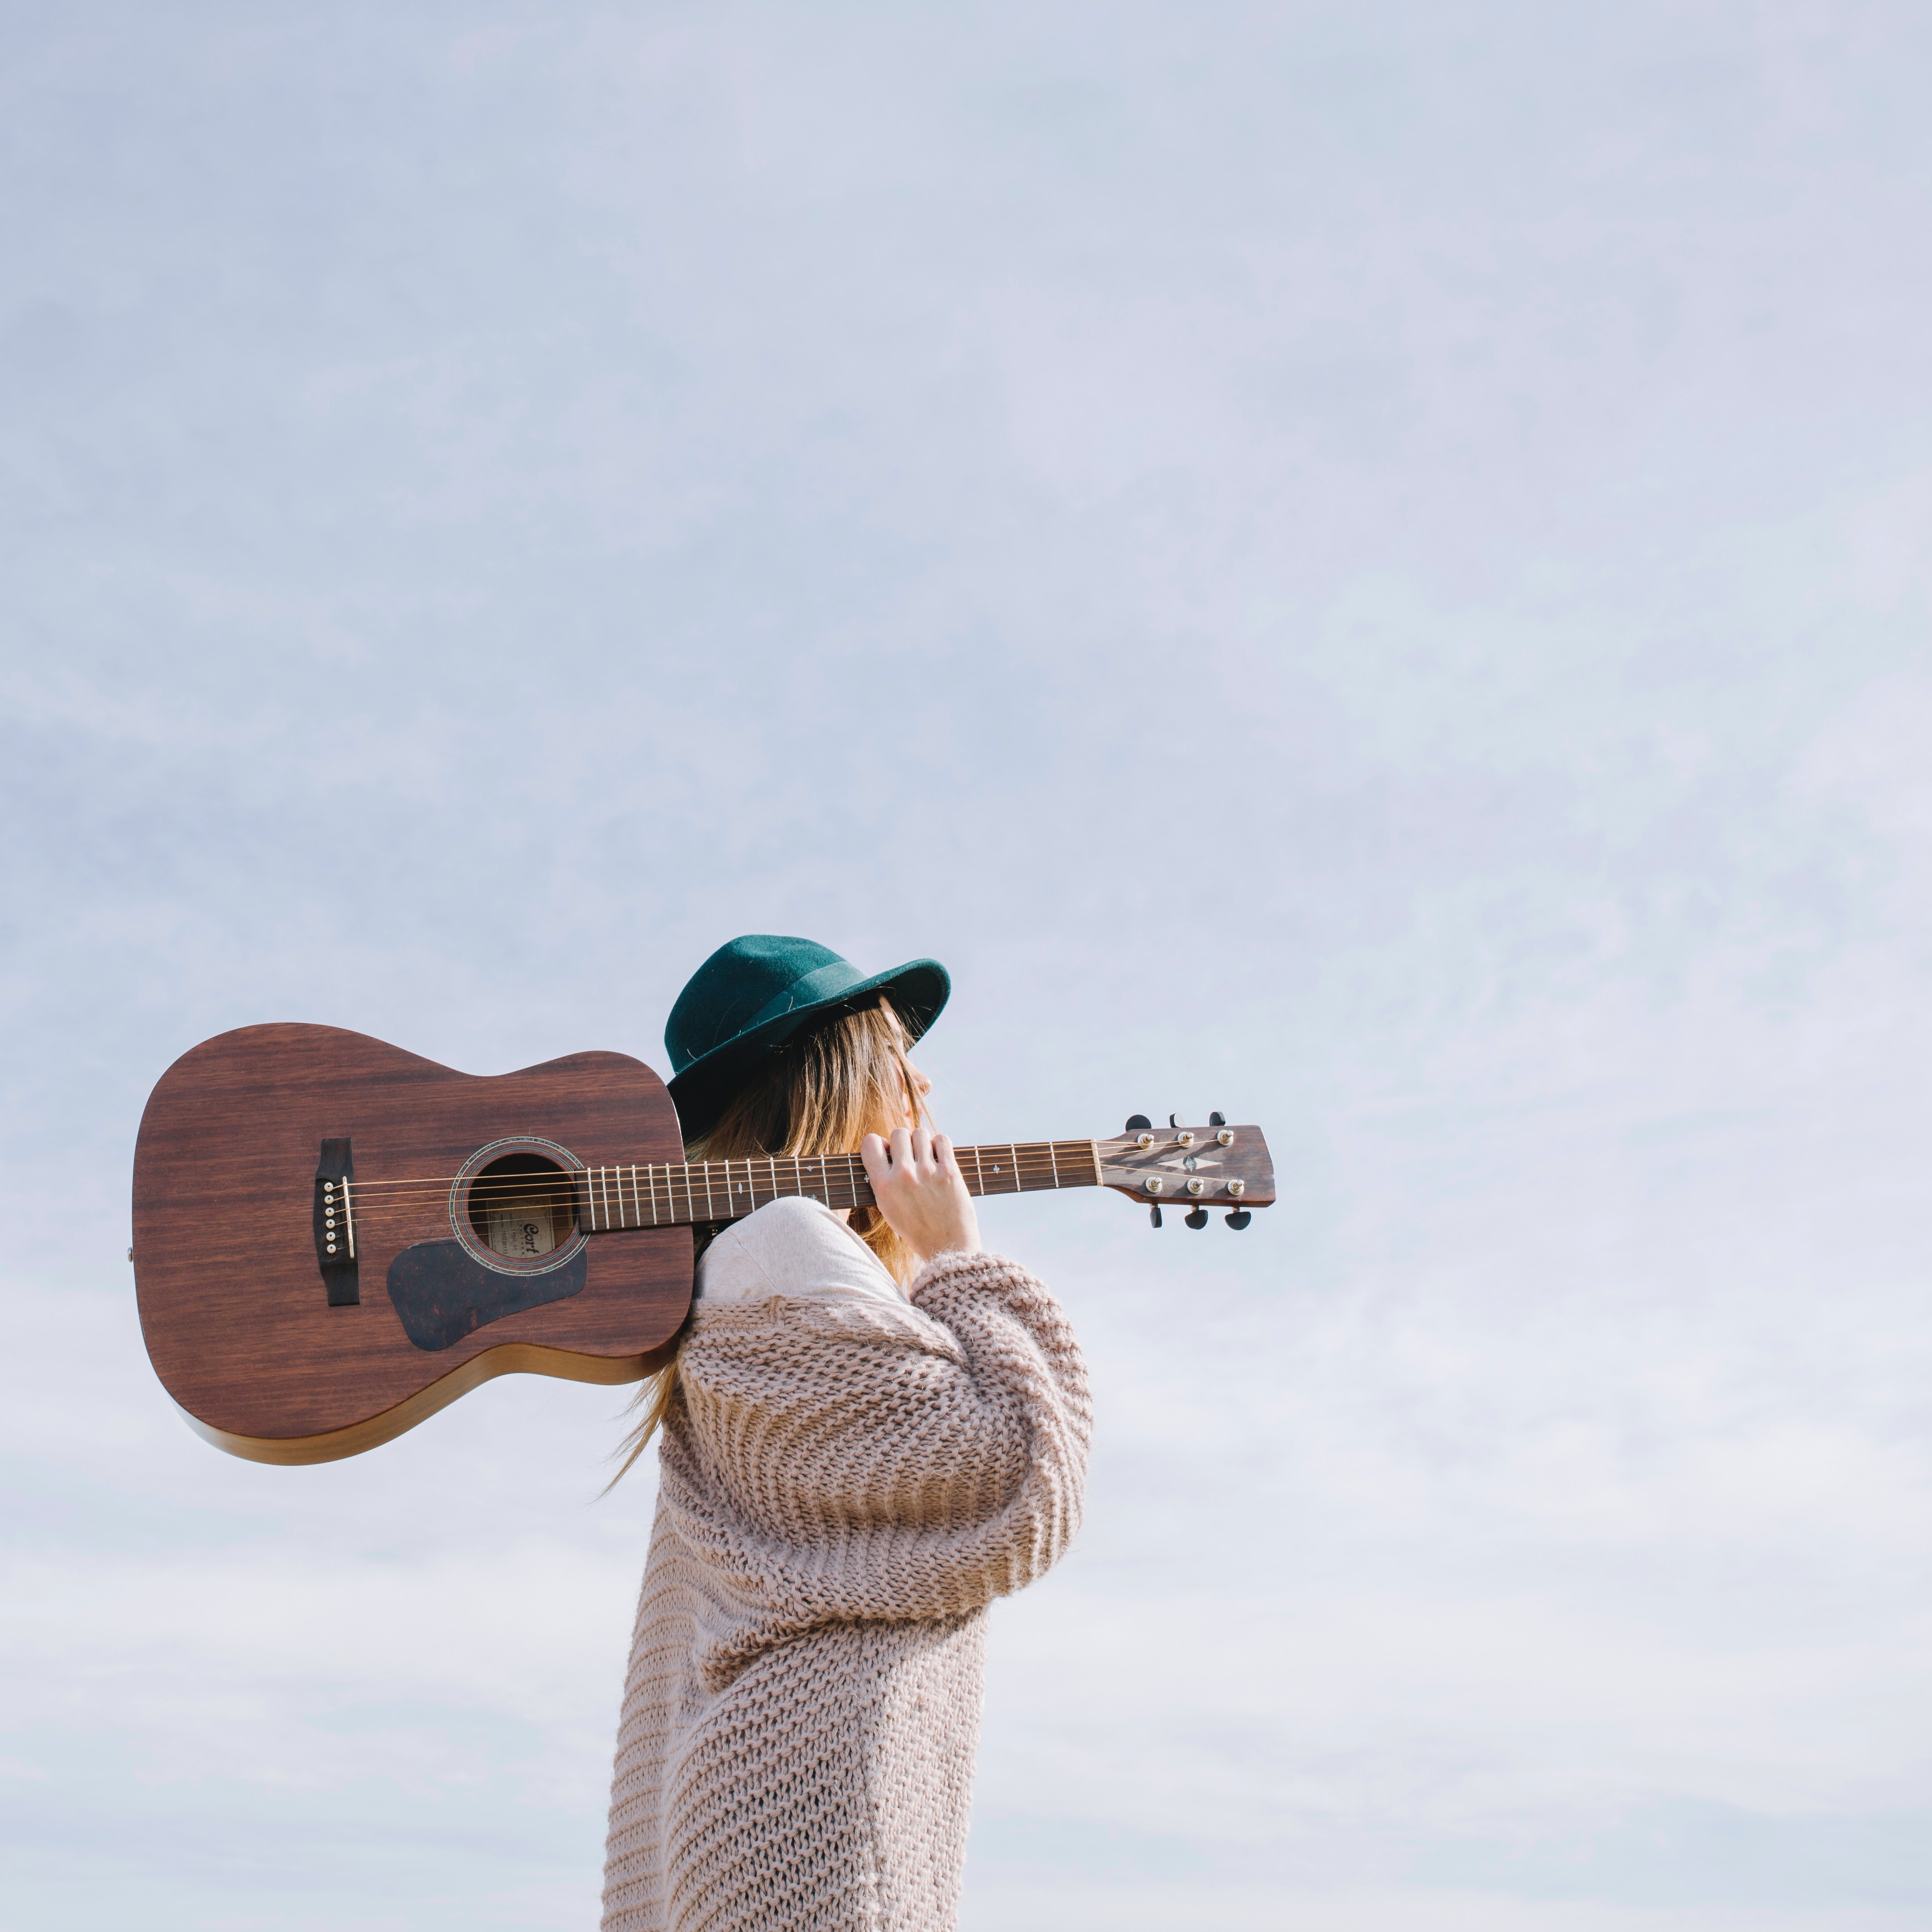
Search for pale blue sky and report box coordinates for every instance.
[6,4,1932,1928]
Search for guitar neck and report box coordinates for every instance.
[575,1139,1102,1233]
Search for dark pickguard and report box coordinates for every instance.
[386,1241,589,1352]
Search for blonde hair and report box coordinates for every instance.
[606,999,925,1487]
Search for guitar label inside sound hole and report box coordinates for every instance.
[466,1152,575,1262]
[488,1198,556,1258]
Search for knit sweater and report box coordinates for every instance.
[600,1214,1092,1932]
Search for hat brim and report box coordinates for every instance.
[665,958,949,1147]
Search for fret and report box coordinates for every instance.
[970,1145,986,1196]
[1049,1142,1059,1187]
[702,1161,715,1222]
[648,1163,661,1226]
[792,1153,804,1202]
[1010,1143,1022,1193]
[627,1164,638,1229]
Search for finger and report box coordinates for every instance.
[888,1126,913,1167]
[909,1126,934,1172]
[859,1133,889,1183]
[932,1131,958,1177]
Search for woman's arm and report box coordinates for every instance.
[663,1253,1090,1640]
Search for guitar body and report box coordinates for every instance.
[133,1024,692,1466]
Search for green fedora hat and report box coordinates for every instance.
[665,935,949,1143]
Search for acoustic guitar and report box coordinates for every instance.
[131,1024,1276,1465]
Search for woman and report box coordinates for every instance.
[601,936,1093,1932]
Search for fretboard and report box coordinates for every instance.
[575,1139,1102,1233]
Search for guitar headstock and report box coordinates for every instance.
[1098,1113,1276,1227]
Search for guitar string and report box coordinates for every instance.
[321,1148,1119,1220]
[323,1141,1115,1197]
[340,1168,1078,1210]
[313,1146,1224,1236]
[346,1174,1090,1221]
[335,1172,1092,1217]
[325,1159,1172,1212]
[337,1159,1084,1200]
[339,1177,1085,1226]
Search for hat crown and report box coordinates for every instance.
[665,935,859,1074]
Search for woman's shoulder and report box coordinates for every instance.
[696,1195,907,1310]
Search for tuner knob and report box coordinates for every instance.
[1225,1209,1252,1230]
[1209,1111,1226,1127]
[1169,1112,1185,1128]
[1185,1206,1209,1229]
[1126,1114,1152,1131]
[1149,1204,1164,1229]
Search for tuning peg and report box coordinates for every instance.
[1126,1114,1152,1131]
[1148,1204,1163,1229]
[1169,1111,1186,1128]
[1209,1111,1226,1127]
[1225,1209,1252,1230]
[1185,1207,1209,1230]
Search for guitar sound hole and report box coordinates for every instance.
[466,1152,576,1261]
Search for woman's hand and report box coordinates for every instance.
[860,1127,981,1263]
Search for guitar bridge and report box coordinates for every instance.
[314,1138,359,1306]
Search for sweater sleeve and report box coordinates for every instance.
[659,1250,1090,1662]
